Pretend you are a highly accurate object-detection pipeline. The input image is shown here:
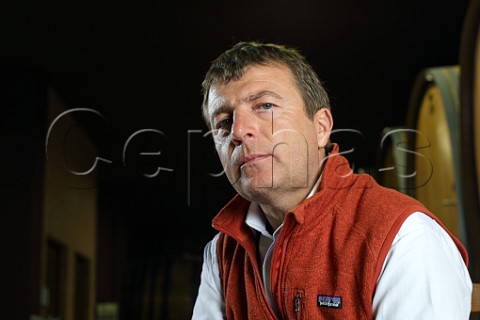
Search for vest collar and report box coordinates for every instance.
[213,143,353,237]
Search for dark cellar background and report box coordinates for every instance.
[0,0,474,319]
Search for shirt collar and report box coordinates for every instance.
[307,172,322,198]
[245,202,272,237]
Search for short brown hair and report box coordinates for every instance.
[201,41,331,129]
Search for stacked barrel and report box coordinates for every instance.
[377,0,480,284]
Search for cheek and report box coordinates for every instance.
[272,129,309,153]
[215,141,230,165]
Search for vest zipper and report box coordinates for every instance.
[294,292,302,320]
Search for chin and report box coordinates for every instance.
[237,187,275,204]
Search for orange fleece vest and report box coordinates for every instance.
[213,145,468,319]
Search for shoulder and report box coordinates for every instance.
[203,232,221,263]
[391,212,467,265]
[382,211,469,284]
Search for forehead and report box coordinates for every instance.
[207,64,297,110]
[216,63,294,92]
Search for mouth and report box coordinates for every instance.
[239,154,271,168]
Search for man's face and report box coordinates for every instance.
[206,63,331,202]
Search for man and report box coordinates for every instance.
[192,41,472,319]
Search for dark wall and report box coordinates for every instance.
[0,66,47,319]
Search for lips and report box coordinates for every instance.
[238,154,271,167]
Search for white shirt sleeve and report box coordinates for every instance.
[191,233,226,320]
[372,211,472,319]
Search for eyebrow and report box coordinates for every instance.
[243,90,283,103]
[210,90,283,125]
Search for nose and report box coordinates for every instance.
[231,109,256,146]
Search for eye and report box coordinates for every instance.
[258,103,273,111]
[215,117,233,134]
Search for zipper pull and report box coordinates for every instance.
[294,293,301,313]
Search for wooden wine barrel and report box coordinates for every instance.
[406,65,468,246]
[122,254,202,320]
[376,126,410,193]
[459,0,480,281]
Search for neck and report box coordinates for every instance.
[259,166,324,230]
[259,202,293,231]
[258,188,312,230]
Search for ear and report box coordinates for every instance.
[314,108,333,149]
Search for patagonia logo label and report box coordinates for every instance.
[317,295,342,309]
